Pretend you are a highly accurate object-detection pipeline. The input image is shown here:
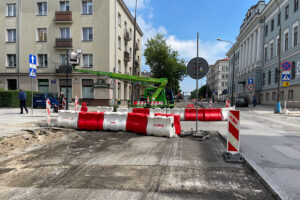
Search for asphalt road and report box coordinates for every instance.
[0,126,276,200]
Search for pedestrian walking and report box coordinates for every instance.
[18,89,28,114]
[252,95,257,107]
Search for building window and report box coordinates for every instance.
[277,13,281,26]
[280,91,284,100]
[263,73,265,86]
[37,2,47,16]
[292,61,296,79]
[266,93,269,101]
[7,4,16,17]
[118,13,121,27]
[6,29,16,43]
[272,92,276,100]
[275,68,278,83]
[83,54,93,67]
[82,27,93,41]
[118,36,121,49]
[295,0,299,12]
[60,1,70,11]
[38,54,48,67]
[264,46,268,61]
[82,79,94,99]
[285,32,289,51]
[288,90,294,99]
[37,28,47,42]
[222,74,225,79]
[294,26,298,47]
[265,25,268,36]
[285,5,289,20]
[270,42,274,58]
[60,54,67,65]
[38,79,49,92]
[118,60,121,73]
[7,54,16,67]
[7,79,17,90]
[60,28,70,38]
[271,19,274,32]
[82,0,92,15]
[268,70,271,85]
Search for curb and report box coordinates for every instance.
[217,131,285,200]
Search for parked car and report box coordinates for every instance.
[235,97,249,107]
[33,93,58,108]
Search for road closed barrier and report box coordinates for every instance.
[103,112,127,131]
[57,110,80,129]
[132,108,150,115]
[166,108,185,121]
[78,112,104,131]
[146,116,176,138]
[126,113,148,135]
[203,109,222,121]
[155,113,181,135]
[97,106,114,113]
[184,108,204,121]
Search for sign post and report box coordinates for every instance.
[29,54,37,115]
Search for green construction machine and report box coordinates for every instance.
[72,67,174,108]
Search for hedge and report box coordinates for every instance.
[0,90,38,108]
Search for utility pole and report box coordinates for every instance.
[275,0,282,113]
[131,0,137,105]
[66,49,70,110]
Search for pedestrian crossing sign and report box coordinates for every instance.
[282,74,290,81]
[29,68,36,78]
[283,81,290,87]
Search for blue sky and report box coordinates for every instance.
[124,0,268,94]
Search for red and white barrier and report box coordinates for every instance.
[57,110,80,129]
[103,112,127,131]
[149,108,167,116]
[46,99,51,125]
[78,112,104,131]
[97,106,114,113]
[146,116,176,138]
[227,110,240,154]
[155,113,181,135]
[209,100,213,108]
[225,99,230,108]
[62,97,67,109]
[126,113,148,135]
[117,108,133,113]
[166,108,185,121]
[74,96,79,111]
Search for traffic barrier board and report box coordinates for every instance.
[227,110,240,154]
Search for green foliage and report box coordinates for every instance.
[0,90,38,108]
[191,85,212,99]
[144,34,187,95]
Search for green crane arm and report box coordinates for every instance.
[73,68,168,101]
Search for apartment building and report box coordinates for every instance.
[206,58,229,101]
[0,0,143,105]
[227,0,300,105]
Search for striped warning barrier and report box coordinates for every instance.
[227,110,240,153]
[97,106,114,113]
[62,97,67,109]
[117,108,133,113]
[225,99,230,108]
[74,96,79,111]
[166,108,185,121]
[126,113,148,135]
[146,116,176,138]
[57,110,80,129]
[78,112,104,131]
[46,99,51,125]
[184,108,204,121]
[103,112,127,131]
[209,100,213,108]
[155,113,181,135]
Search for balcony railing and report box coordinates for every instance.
[54,11,72,23]
[55,38,72,49]
[56,65,73,73]
[124,51,131,62]
[124,29,132,41]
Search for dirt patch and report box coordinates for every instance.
[0,128,74,155]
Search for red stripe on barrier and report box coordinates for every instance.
[126,113,148,135]
[229,122,239,140]
[203,109,222,121]
[184,108,204,121]
[132,108,150,115]
[230,110,240,120]
[78,112,104,131]
[227,142,238,152]
[154,113,181,135]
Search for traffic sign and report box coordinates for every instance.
[187,57,209,80]
[29,68,36,78]
[247,84,254,90]
[283,81,290,87]
[29,54,37,78]
[282,74,291,81]
[29,54,36,65]
[281,61,292,71]
[248,78,254,84]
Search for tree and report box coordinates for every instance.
[144,34,187,95]
[191,85,212,99]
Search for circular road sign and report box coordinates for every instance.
[281,61,292,71]
[187,57,209,80]
[247,84,254,90]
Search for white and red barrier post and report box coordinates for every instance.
[209,99,213,108]
[62,97,67,109]
[74,96,79,111]
[46,99,51,125]
[224,110,244,163]
[225,99,230,108]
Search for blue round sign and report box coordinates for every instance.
[281,61,292,71]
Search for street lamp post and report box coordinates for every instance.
[275,0,282,113]
[217,38,235,106]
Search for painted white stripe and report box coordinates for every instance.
[228,132,239,152]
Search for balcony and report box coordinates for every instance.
[124,51,131,62]
[55,38,72,49]
[54,11,72,23]
[56,65,73,73]
[124,29,132,41]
